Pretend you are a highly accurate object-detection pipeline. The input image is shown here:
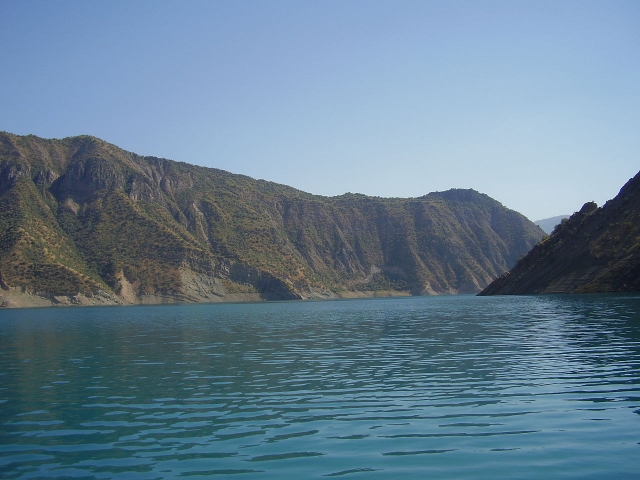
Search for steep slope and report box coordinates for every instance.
[0,133,544,306]
[479,170,640,295]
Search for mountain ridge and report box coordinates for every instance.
[0,132,544,307]
[479,170,640,295]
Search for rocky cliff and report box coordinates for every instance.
[0,133,544,306]
[479,170,640,295]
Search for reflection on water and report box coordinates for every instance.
[1,294,640,478]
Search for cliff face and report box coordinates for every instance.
[479,170,640,295]
[0,133,544,306]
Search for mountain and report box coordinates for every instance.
[479,170,640,295]
[0,133,544,307]
[534,215,570,234]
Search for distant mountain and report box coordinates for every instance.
[0,133,544,306]
[480,170,640,295]
[534,215,570,234]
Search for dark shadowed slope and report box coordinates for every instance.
[480,170,640,295]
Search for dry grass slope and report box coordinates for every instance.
[0,132,545,305]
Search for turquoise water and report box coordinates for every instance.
[1,294,640,479]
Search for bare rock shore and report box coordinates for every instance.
[0,287,414,309]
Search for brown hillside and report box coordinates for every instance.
[0,132,544,306]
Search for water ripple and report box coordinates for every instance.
[1,294,640,478]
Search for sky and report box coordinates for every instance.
[1,0,638,221]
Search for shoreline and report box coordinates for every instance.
[0,289,414,309]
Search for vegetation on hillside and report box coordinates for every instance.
[0,132,545,303]
[479,170,640,295]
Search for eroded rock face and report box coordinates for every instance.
[0,164,30,194]
[53,157,126,201]
[33,169,58,185]
[0,132,545,305]
[480,170,640,295]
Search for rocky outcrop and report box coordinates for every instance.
[479,170,640,295]
[0,132,545,306]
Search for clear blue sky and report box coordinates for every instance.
[1,0,638,221]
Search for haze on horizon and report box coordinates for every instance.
[1,0,638,221]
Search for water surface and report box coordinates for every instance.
[1,294,640,478]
